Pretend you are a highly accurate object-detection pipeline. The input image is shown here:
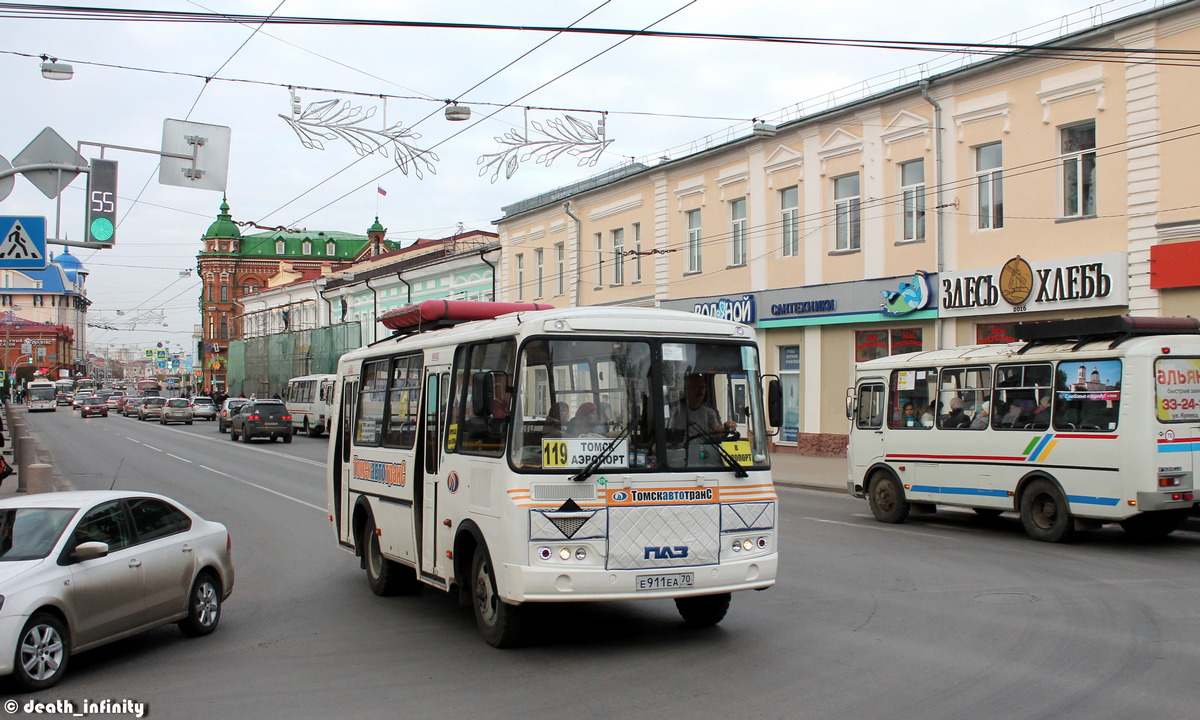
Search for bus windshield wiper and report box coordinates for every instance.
[687,421,749,478]
[570,422,634,483]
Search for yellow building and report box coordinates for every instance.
[495,3,1200,456]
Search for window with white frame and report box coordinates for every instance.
[326,241,336,255]
[275,240,286,254]
[535,248,544,298]
[976,143,1003,229]
[611,228,625,285]
[900,159,926,242]
[595,233,603,286]
[1061,122,1096,218]
[780,186,799,257]
[302,241,312,255]
[730,198,747,266]
[686,209,702,273]
[632,223,642,282]
[555,242,565,296]
[834,174,861,251]
[515,253,525,301]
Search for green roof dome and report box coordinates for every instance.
[204,198,242,239]
[368,217,385,234]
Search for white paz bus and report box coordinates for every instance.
[328,301,781,646]
[847,315,1200,542]
[285,374,336,437]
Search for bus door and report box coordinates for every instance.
[333,377,357,544]
[851,379,887,481]
[419,367,450,581]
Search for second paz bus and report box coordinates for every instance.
[847,315,1200,542]
[327,301,781,646]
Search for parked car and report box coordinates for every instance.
[105,392,125,410]
[78,396,108,418]
[229,400,292,443]
[160,397,194,425]
[138,397,167,421]
[55,392,73,406]
[191,396,217,421]
[122,397,145,417]
[0,490,234,691]
[217,398,250,433]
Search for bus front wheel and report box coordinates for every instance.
[364,517,418,596]
[471,545,523,648]
[675,592,731,627]
[867,472,909,524]
[1020,479,1075,543]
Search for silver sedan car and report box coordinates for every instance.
[0,490,235,691]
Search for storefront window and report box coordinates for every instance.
[779,346,800,443]
[977,322,1017,344]
[856,328,923,362]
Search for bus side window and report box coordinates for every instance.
[856,383,884,430]
[1053,359,1121,431]
[888,368,935,429]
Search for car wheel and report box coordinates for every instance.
[178,572,222,637]
[867,472,910,524]
[364,515,419,597]
[229,427,238,441]
[471,544,524,648]
[242,428,251,443]
[283,433,293,444]
[1020,478,1075,543]
[186,421,193,425]
[14,612,69,691]
[674,592,732,627]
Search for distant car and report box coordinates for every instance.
[138,397,167,421]
[105,392,125,410]
[0,490,234,691]
[191,396,217,421]
[229,400,292,443]
[217,398,250,433]
[160,397,194,425]
[78,396,108,418]
[55,392,73,406]
[71,394,96,409]
[122,397,145,417]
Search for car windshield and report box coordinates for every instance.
[167,399,189,407]
[0,507,77,561]
[146,398,166,407]
[193,398,214,405]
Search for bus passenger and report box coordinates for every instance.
[941,397,968,428]
[568,402,603,436]
[970,401,990,429]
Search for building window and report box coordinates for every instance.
[302,241,312,255]
[555,242,565,296]
[326,241,336,255]
[275,240,286,254]
[780,186,799,257]
[834,174,861,251]
[32,295,43,307]
[900,160,926,241]
[535,248,544,299]
[977,322,1018,344]
[611,228,625,285]
[515,253,524,302]
[1061,122,1096,218]
[855,328,923,362]
[0,296,10,307]
[632,223,642,282]
[595,232,603,287]
[220,316,228,341]
[686,209,702,273]
[976,143,1003,229]
[730,198,747,266]
[220,284,228,302]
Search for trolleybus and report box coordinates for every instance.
[25,379,57,412]
[285,373,336,437]
[328,301,781,646]
[846,315,1200,542]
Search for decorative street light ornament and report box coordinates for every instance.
[279,98,439,178]
[477,111,613,183]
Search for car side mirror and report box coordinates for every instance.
[72,541,110,562]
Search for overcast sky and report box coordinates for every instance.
[0,0,1158,354]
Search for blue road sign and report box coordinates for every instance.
[0,216,47,269]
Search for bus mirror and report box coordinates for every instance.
[767,378,783,428]
[845,387,856,420]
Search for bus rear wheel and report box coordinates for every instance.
[471,545,523,648]
[867,472,909,524]
[1020,479,1075,543]
[675,592,731,627]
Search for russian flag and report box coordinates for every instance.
[377,186,387,196]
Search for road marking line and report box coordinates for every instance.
[142,444,162,452]
[199,465,324,512]
[167,454,192,463]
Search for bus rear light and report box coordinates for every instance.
[1159,477,1181,488]
[1172,492,1194,501]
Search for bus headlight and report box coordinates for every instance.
[575,547,587,561]
[559,547,572,561]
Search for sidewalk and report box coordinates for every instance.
[769,452,848,494]
[0,403,60,499]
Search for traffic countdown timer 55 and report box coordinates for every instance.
[86,158,117,245]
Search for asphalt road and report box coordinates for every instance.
[8,408,1200,720]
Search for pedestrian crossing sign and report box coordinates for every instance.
[0,216,47,269]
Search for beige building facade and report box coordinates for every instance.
[495,2,1200,455]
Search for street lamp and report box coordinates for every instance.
[3,306,23,404]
